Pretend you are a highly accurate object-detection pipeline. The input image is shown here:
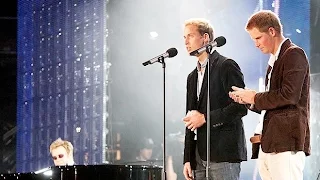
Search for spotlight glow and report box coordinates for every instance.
[149,31,158,39]
[296,29,301,33]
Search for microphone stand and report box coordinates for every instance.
[158,56,167,180]
[205,45,213,180]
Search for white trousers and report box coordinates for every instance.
[258,149,306,180]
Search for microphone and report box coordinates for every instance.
[142,48,178,66]
[190,36,226,56]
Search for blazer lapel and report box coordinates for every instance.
[198,51,220,104]
[189,69,198,109]
[198,63,209,103]
[265,65,272,89]
[265,39,292,89]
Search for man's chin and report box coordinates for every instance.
[260,48,269,54]
[55,162,67,166]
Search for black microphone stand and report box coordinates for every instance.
[158,56,167,180]
[204,45,213,180]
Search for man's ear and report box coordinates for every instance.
[67,152,73,159]
[268,27,276,37]
[203,33,210,44]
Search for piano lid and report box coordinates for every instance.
[0,164,163,180]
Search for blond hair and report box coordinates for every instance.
[49,138,74,156]
[184,18,214,41]
[245,10,283,34]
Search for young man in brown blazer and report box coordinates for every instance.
[229,10,310,180]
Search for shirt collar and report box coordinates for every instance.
[268,38,288,67]
[197,58,208,72]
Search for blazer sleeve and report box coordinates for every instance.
[183,73,196,164]
[254,47,309,111]
[208,59,248,127]
[245,104,261,114]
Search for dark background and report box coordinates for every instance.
[0,0,17,173]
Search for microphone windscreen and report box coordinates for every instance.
[167,48,178,58]
[215,36,226,47]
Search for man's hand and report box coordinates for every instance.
[183,162,193,180]
[229,86,257,104]
[183,110,205,131]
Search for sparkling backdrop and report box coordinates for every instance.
[17,0,111,172]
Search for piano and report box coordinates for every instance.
[0,164,163,180]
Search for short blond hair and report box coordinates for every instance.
[49,138,73,155]
[245,10,283,34]
[184,18,214,41]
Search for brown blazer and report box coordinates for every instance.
[253,39,310,156]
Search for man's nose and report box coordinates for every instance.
[185,38,189,45]
[254,40,260,48]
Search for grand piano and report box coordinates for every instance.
[0,164,163,180]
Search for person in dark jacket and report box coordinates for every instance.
[182,18,247,180]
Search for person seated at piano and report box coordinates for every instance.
[136,137,154,161]
[49,138,75,166]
